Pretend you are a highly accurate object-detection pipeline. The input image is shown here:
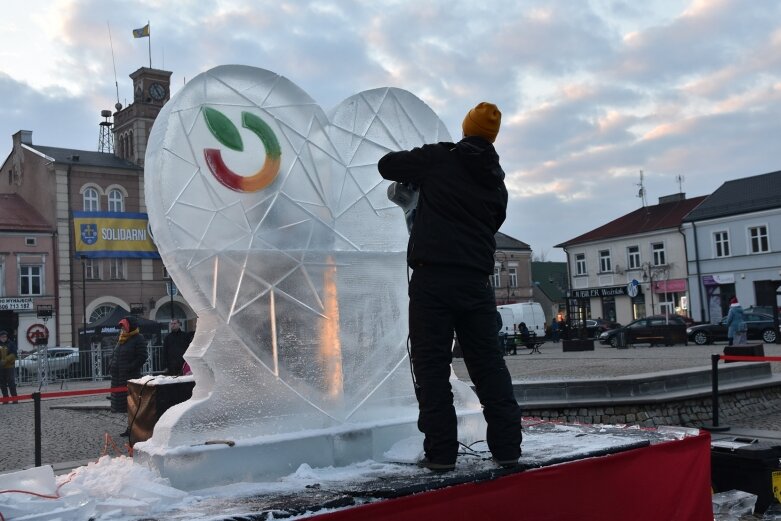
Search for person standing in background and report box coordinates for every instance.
[110,316,147,414]
[163,319,192,376]
[0,330,18,403]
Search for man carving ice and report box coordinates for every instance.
[378,102,522,471]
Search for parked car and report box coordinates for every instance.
[664,314,697,327]
[745,306,781,317]
[571,319,622,339]
[686,312,779,345]
[599,316,688,347]
[15,347,80,380]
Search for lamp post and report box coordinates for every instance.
[494,251,511,304]
[641,262,669,317]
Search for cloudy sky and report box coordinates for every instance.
[2,0,780,261]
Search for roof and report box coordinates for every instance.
[531,261,568,301]
[495,231,531,251]
[0,194,52,232]
[683,170,781,222]
[28,145,141,170]
[556,195,707,248]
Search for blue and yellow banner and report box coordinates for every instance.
[72,211,159,258]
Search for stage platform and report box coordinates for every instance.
[149,420,713,521]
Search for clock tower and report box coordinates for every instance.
[112,67,173,166]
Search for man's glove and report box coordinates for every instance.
[387,182,419,234]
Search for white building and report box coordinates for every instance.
[681,170,781,323]
[557,194,706,325]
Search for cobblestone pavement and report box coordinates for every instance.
[2,340,780,473]
[0,392,127,473]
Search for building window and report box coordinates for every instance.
[749,225,769,253]
[109,259,125,280]
[492,266,501,288]
[107,189,124,212]
[83,187,99,211]
[714,231,730,258]
[652,243,666,266]
[20,265,42,295]
[627,246,640,269]
[89,304,115,324]
[509,267,518,288]
[162,265,170,279]
[25,237,37,247]
[575,253,586,276]
[599,250,612,273]
[84,259,100,280]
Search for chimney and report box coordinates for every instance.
[12,130,33,147]
[658,193,685,204]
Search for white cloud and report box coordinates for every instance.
[1,0,780,261]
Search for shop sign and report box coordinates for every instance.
[0,297,34,311]
[571,286,629,298]
[702,274,735,286]
[653,279,687,293]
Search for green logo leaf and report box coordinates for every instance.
[203,107,243,151]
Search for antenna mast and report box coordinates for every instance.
[637,170,647,207]
[107,22,121,109]
[676,174,685,193]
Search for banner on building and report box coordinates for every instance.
[72,211,160,258]
[0,297,34,311]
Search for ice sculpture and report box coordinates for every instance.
[136,65,485,488]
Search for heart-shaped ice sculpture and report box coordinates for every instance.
[143,65,480,449]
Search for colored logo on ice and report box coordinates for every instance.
[202,107,282,193]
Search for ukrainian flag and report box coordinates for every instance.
[132,24,150,38]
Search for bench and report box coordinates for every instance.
[502,333,544,355]
[523,333,545,355]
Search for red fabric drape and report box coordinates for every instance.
[313,432,712,521]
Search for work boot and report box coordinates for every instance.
[492,450,522,469]
[417,457,455,473]
[493,458,518,469]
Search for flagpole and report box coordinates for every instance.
[147,20,152,68]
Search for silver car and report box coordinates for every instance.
[15,347,80,380]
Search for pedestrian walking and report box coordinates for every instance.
[0,330,18,403]
[726,297,747,346]
[378,101,523,472]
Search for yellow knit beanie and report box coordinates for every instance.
[462,102,501,143]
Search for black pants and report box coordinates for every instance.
[0,367,17,398]
[409,268,522,464]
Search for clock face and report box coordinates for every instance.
[149,83,166,101]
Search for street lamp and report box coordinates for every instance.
[641,262,668,317]
[494,251,511,304]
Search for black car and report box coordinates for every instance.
[599,315,688,347]
[686,312,779,345]
[571,319,621,339]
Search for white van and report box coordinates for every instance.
[496,307,515,335]
[496,302,547,336]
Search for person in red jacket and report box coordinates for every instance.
[378,102,522,472]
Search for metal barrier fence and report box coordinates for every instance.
[14,343,166,386]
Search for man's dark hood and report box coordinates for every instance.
[454,136,505,187]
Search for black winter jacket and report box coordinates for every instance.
[110,333,148,386]
[378,136,507,275]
